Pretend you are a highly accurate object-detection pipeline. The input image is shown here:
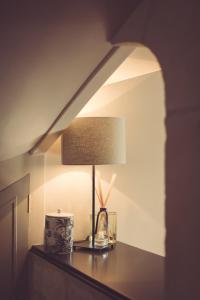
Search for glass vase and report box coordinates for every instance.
[94,208,109,247]
[90,210,117,247]
[107,212,117,245]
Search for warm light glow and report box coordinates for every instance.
[104,47,160,86]
[78,46,160,117]
[45,169,91,190]
[44,168,91,241]
[78,76,145,116]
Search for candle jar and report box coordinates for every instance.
[95,208,109,247]
[45,210,74,254]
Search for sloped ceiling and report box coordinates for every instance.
[79,46,161,117]
[104,46,161,85]
[0,0,140,161]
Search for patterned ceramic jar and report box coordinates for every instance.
[45,209,74,254]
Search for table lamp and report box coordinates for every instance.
[61,117,126,251]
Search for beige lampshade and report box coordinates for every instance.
[61,117,126,165]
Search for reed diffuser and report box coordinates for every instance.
[94,172,116,247]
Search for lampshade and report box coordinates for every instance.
[62,117,126,165]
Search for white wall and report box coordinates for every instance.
[44,65,165,256]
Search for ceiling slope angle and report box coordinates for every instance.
[79,46,161,117]
[0,0,140,162]
[104,46,161,86]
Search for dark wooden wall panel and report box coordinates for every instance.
[0,199,15,299]
[0,175,30,300]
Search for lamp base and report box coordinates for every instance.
[73,240,114,252]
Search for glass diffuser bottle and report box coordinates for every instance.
[89,172,117,248]
[95,207,109,247]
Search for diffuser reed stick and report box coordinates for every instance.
[104,173,116,207]
[95,172,116,208]
[95,186,104,208]
[96,172,104,207]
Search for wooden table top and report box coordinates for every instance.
[31,242,164,300]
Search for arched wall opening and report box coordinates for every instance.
[44,45,166,257]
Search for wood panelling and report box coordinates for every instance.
[0,198,16,299]
[28,253,112,300]
[0,175,30,300]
